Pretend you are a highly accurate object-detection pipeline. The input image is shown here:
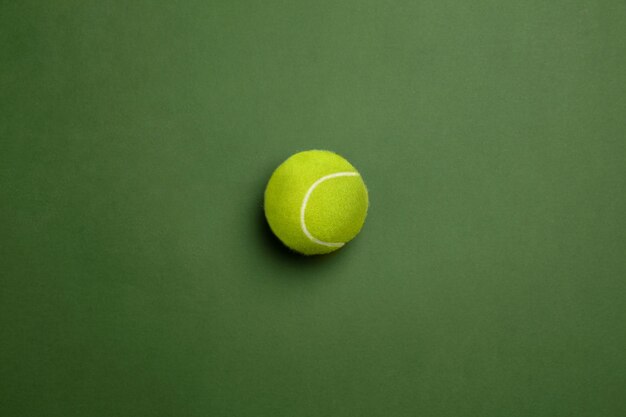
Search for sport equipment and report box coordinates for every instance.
[264,150,369,255]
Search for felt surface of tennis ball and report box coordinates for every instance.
[264,150,369,255]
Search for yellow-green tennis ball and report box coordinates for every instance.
[264,150,369,255]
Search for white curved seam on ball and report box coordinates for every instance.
[300,171,359,247]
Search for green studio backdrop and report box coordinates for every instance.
[1,1,625,416]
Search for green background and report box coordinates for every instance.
[1,1,625,416]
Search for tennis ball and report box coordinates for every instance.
[264,150,368,255]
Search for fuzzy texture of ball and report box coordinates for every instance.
[264,150,369,255]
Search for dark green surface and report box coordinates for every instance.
[2,1,625,416]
